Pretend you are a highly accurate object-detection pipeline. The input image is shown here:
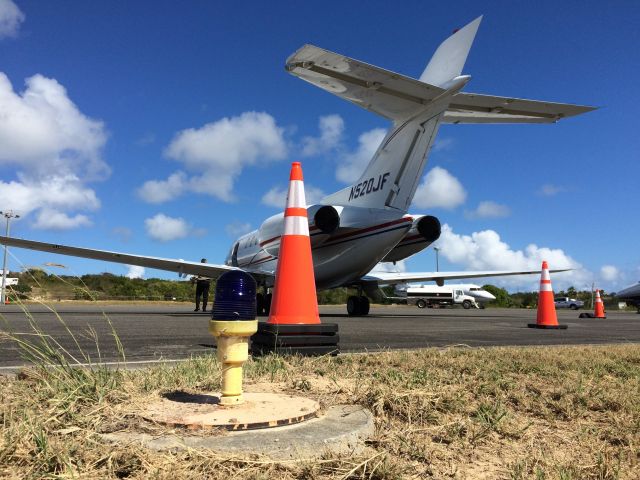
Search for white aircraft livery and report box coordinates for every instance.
[0,17,594,316]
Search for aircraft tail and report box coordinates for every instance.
[287,17,483,213]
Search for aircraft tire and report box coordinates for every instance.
[359,296,370,315]
[416,299,427,309]
[347,296,360,316]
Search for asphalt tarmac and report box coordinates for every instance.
[0,303,638,369]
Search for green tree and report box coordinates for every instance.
[482,284,512,308]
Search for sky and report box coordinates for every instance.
[0,0,638,293]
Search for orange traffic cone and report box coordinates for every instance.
[267,162,320,325]
[593,289,606,319]
[528,261,567,329]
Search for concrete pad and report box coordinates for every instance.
[145,391,320,431]
[102,404,374,459]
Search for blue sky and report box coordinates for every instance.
[0,0,638,292]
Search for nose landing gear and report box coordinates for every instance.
[347,295,370,316]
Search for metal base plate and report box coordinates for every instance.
[144,392,320,431]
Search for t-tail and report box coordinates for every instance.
[286,17,482,213]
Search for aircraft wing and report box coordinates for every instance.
[363,268,570,286]
[0,236,274,280]
[286,44,446,120]
[444,92,596,124]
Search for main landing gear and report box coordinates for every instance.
[347,295,370,316]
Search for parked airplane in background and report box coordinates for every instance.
[454,284,496,306]
[616,282,640,312]
[0,17,592,316]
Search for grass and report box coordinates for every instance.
[0,308,638,478]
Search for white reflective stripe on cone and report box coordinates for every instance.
[286,180,307,209]
[539,282,553,292]
[284,215,309,236]
[540,269,551,281]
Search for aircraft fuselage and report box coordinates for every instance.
[226,215,412,290]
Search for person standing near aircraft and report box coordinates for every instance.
[191,258,211,311]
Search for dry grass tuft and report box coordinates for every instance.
[0,320,638,478]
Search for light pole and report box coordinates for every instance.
[1,210,20,305]
[434,247,440,272]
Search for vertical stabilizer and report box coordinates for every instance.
[321,108,445,212]
[419,16,482,87]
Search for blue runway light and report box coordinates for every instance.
[212,271,256,320]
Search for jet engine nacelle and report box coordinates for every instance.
[258,205,341,257]
[380,214,441,262]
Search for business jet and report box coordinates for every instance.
[0,17,594,316]
[616,282,640,312]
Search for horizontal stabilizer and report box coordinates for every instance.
[444,92,597,124]
[286,44,445,120]
[0,236,274,280]
[364,268,570,285]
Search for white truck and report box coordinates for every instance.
[405,285,479,309]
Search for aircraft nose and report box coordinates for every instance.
[481,291,496,301]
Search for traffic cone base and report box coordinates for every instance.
[528,323,568,329]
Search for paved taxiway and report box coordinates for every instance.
[0,304,638,369]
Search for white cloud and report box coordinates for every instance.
[137,171,187,204]
[301,114,344,157]
[370,260,407,273]
[412,167,467,210]
[0,174,100,216]
[0,0,25,39]
[144,213,190,242]
[336,128,386,184]
[225,221,252,237]
[261,184,326,208]
[538,184,565,196]
[32,209,92,230]
[0,73,108,229]
[465,201,511,219]
[435,224,590,290]
[125,265,145,279]
[600,265,619,282]
[141,112,287,203]
[432,137,454,152]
